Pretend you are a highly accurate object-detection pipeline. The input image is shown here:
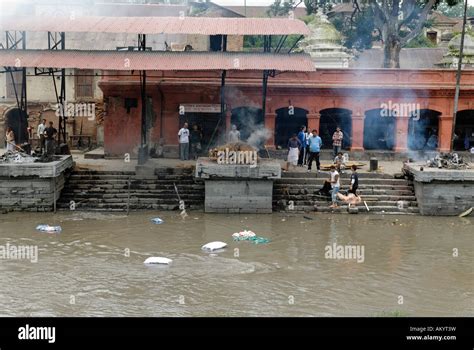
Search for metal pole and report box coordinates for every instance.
[451,0,468,151]
[138,34,148,165]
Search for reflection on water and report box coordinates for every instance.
[0,211,472,316]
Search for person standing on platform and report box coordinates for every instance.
[189,124,202,160]
[227,124,240,143]
[287,133,302,171]
[5,127,16,152]
[44,121,57,156]
[307,129,322,173]
[37,119,46,154]
[178,122,190,160]
[332,126,343,158]
[297,125,307,167]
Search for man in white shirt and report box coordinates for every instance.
[37,119,46,154]
[178,122,190,160]
[227,125,240,143]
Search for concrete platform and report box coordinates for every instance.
[0,155,73,178]
[405,162,474,216]
[195,157,281,213]
[84,147,105,159]
[0,155,74,211]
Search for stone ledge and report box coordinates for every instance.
[0,155,73,178]
[405,162,474,183]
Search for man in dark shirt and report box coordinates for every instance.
[349,164,359,195]
[44,121,57,156]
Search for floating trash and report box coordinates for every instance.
[202,241,227,251]
[143,257,172,265]
[151,218,164,224]
[232,230,256,239]
[459,207,473,218]
[36,224,62,233]
[232,230,269,244]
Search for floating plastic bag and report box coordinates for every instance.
[151,217,164,224]
[232,230,256,239]
[202,241,227,251]
[36,224,62,233]
[144,257,172,265]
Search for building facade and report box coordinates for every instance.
[99,68,474,157]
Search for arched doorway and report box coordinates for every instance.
[363,108,396,150]
[454,110,474,151]
[275,107,308,148]
[319,108,352,149]
[230,107,264,143]
[4,107,28,146]
[408,109,441,150]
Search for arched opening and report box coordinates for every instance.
[230,107,264,143]
[454,110,474,151]
[408,109,441,150]
[4,107,28,146]
[319,108,352,149]
[363,108,396,150]
[275,107,308,148]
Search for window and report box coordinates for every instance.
[75,69,94,98]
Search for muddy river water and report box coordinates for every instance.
[0,211,472,316]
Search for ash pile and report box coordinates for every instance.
[0,151,54,164]
[427,152,470,170]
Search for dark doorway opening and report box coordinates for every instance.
[319,108,352,149]
[210,35,223,51]
[275,107,308,148]
[230,107,264,143]
[180,113,224,151]
[408,109,440,150]
[4,107,28,145]
[454,110,474,151]
[363,109,396,150]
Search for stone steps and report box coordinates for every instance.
[273,172,418,214]
[58,169,418,215]
[57,169,203,212]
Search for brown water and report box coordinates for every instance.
[0,211,472,317]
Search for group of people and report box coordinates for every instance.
[178,123,242,161]
[178,122,202,161]
[5,119,57,155]
[286,125,344,172]
[286,125,361,209]
[322,164,361,209]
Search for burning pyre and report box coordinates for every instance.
[427,152,470,170]
[208,142,256,160]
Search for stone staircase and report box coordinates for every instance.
[273,172,419,214]
[58,168,419,215]
[57,168,204,211]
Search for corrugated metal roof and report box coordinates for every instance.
[0,16,310,35]
[0,49,315,72]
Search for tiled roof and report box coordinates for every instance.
[0,16,310,35]
[0,49,315,72]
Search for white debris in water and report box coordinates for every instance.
[201,241,227,251]
[144,257,172,265]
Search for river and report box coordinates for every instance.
[0,211,472,316]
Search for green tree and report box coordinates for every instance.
[348,0,460,68]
